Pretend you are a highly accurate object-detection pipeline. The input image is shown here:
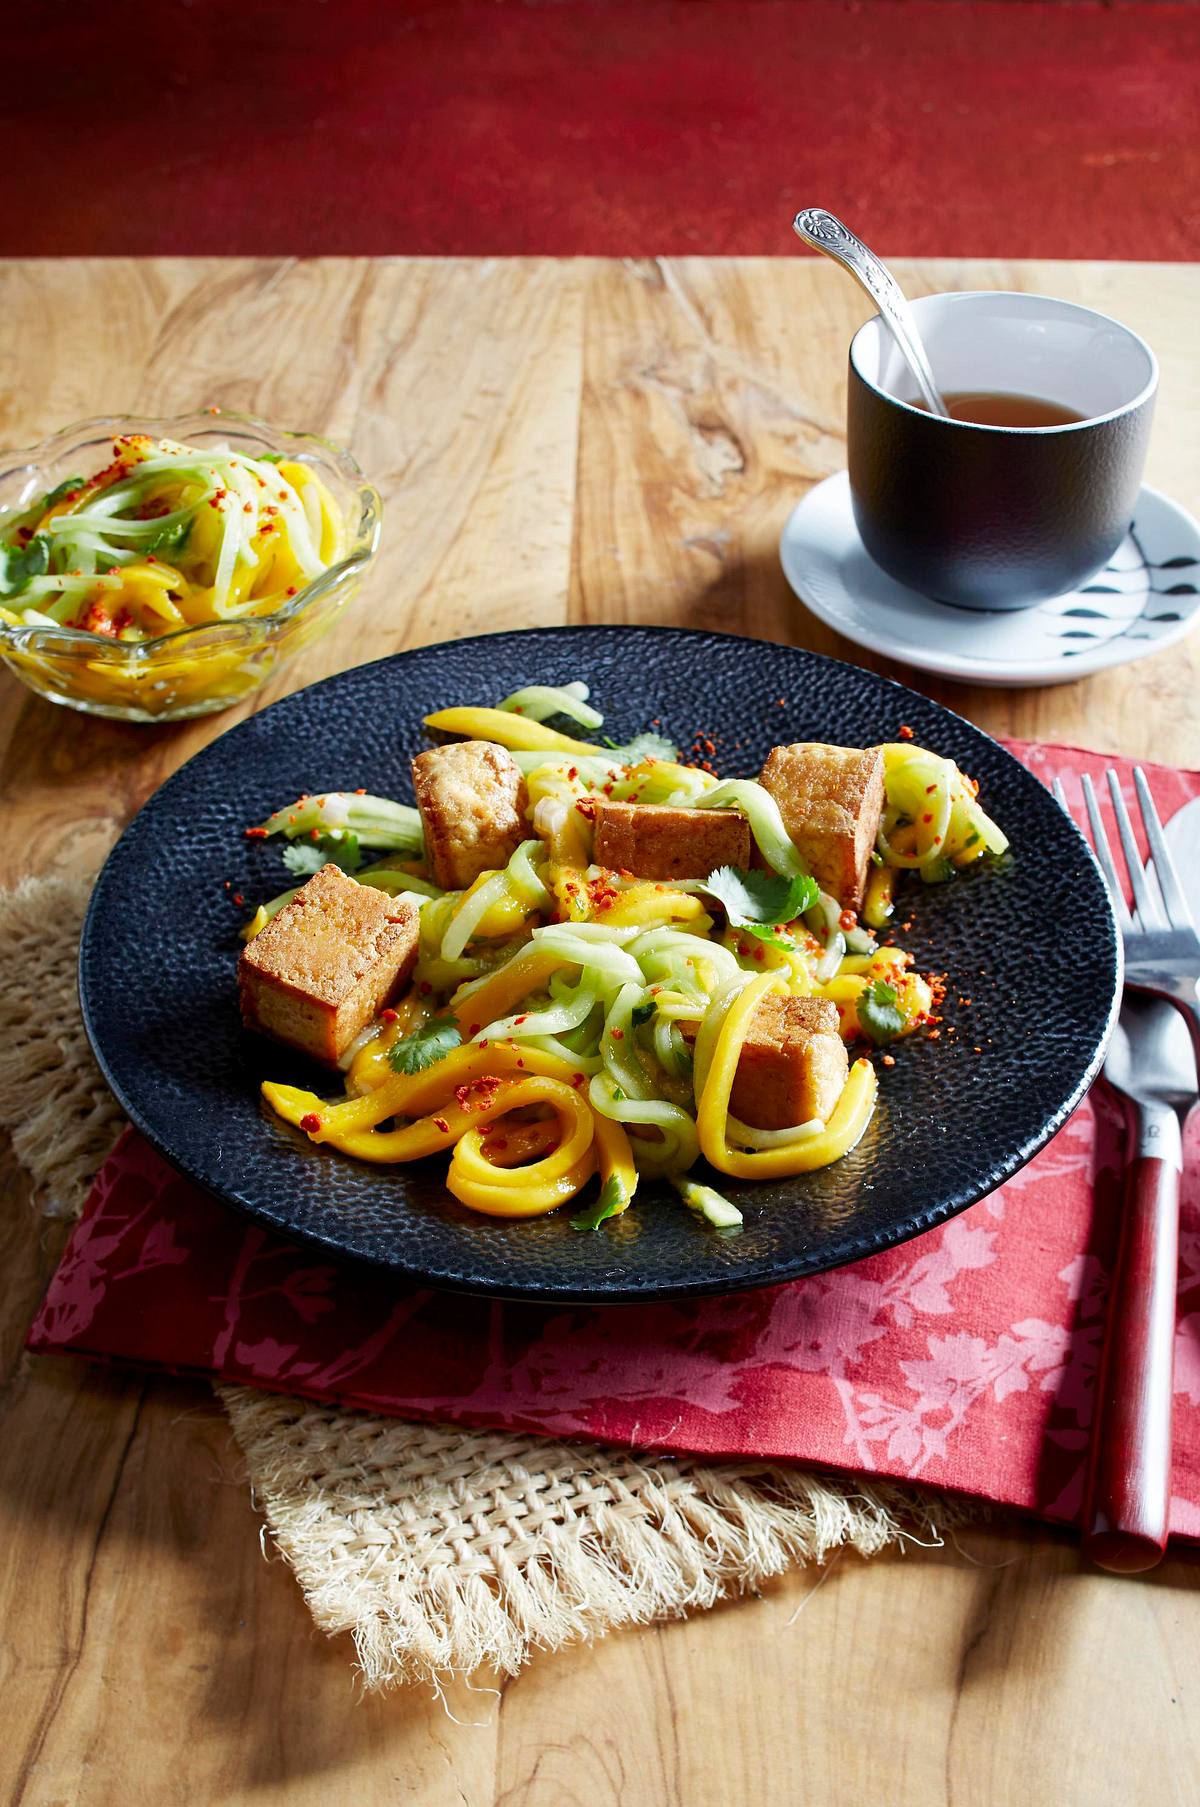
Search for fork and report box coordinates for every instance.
[1054,768,1200,1572]
[1080,767,1200,1064]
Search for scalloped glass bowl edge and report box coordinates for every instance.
[0,410,382,722]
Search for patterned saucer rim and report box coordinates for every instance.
[780,474,1200,687]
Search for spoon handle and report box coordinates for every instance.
[793,207,948,417]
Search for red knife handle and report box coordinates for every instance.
[1082,1151,1180,1573]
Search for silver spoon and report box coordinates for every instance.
[793,207,948,417]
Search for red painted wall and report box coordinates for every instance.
[3,0,1196,258]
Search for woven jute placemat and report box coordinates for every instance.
[1,871,967,1688]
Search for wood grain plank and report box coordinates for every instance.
[1,257,1198,1807]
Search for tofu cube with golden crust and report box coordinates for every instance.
[238,865,419,1065]
[593,800,751,881]
[759,742,885,910]
[412,741,528,890]
[729,995,848,1130]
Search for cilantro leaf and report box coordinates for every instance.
[701,866,818,941]
[0,533,49,598]
[631,998,657,1027]
[570,1174,626,1231]
[281,831,362,878]
[857,978,906,1045]
[387,1014,463,1075]
[44,476,85,508]
[145,517,191,557]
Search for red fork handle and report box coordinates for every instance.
[1082,1148,1180,1573]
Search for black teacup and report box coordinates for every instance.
[847,292,1158,610]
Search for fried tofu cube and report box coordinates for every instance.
[238,864,419,1065]
[759,742,885,910]
[729,995,848,1130]
[592,801,751,881]
[412,741,528,890]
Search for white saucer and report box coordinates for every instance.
[779,472,1200,687]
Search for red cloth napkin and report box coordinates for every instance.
[26,743,1200,1535]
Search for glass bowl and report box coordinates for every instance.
[0,409,382,721]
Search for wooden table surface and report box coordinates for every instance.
[2,257,1199,1807]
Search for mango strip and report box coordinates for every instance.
[447,1146,597,1218]
[264,1071,590,1171]
[423,706,601,758]
[697,974,878,1177]
[262,1041,587,1141]
[451,950,563,1034]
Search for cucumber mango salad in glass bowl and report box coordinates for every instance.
[0,411,380,720]
[236,682,1007,1235]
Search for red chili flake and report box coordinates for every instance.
[354,787,366,795]
[514,1014,528,1025]
[433,1116,450,1133]
[567,766,578,781]
[286,585,297,596]
[571,1073,586,1088]
[881,1053,896,1068]
[753,946,765,962]
[146,554,158,565]
[233,893,244,906]
[299,1113,322,1133]
[921,813,933,825]
[611,1028,624,1040]
[479,1038,489,1048]
[278,489,288,501]
[380,1008,399,1023]
[898,724,914,740]
[244,826,269,839]
[418,981,432,996]
[838,909,857,931]
[309,827,321,841]
[933,835,942,845]
[515,1058,525,1068]
[243,502,253,514]
[925,783,937,794]
[574,798,597,821]
[485,1137,509,1153]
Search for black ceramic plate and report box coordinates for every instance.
[80,627,1119,1302]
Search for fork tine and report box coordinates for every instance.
[1080,773,1133,928]
[1133,765,1196,931]
[1106,768,1164,928]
